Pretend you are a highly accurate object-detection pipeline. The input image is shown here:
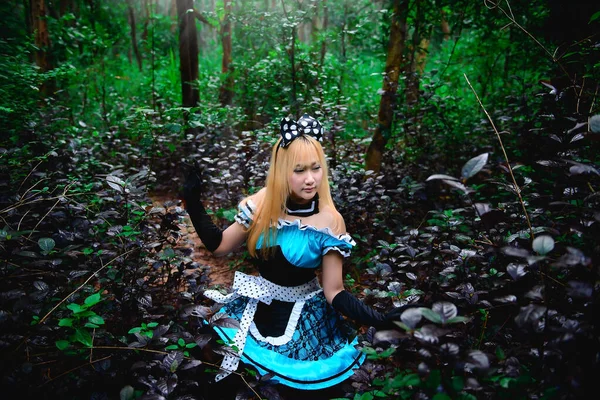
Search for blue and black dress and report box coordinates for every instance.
[203,196,366,390]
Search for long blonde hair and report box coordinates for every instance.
[246,135,343,258]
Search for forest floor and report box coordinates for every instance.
[150,192,237,288]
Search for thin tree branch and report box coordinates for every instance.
[463,73,534,241]
[38,247,138,325]
[26,182,75,240]
[41,356,112,385]
[194,9,213,26]
[484,0,575,88]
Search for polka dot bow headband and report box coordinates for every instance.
[279,114,324,148]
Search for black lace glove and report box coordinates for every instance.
[332,290,417,329]
[182,162,223,252]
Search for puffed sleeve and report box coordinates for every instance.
[234,198,256,228]
[321,231,356,258]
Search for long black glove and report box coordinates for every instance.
[182,163,223,253]
[332,290,412,330]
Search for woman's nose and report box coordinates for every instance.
[305,171,315,183]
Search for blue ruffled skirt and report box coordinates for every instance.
[214,292,365,390]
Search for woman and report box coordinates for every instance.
[184,114,400,390]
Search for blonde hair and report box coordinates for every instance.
[246,135,343,258]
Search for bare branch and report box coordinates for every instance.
[463,73,534,241]
[194,9,212,26]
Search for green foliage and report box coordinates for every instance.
[0,40,52,143]
[128,321,159,338]
[165,337,198,357]
[55,291,106,350]
[361,345,396,360]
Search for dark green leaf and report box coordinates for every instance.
[38,237,55,253]
[56,340,70,350]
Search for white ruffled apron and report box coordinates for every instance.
[203,271,322,381]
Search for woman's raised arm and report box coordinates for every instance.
[182,164,255,257]
[211,221,248,257]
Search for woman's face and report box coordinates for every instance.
[288,156,323,204]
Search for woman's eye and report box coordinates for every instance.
[294,169,304,173]
[312,166,321,171]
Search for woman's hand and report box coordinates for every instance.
[182,161,204,208]
[180,161,224,253]
[181,161,250,256]
[381,303,425,329]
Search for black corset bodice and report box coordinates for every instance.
[252,246,318,337]
[253,246,317,287]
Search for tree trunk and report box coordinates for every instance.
[337,1,348,96]
[141,0,150,42]
[319,0,328,67]
[59,0,70,17]
[405,0,430,106]
[290,24,298,117]
[30,0,54,95]
[281,0,298,116]
[23,0,32,56]
[218,0,233,107]
[209,0,217,43]
[177,0,199,110]
[365,0,408,173]
[441,9,450,40]
[169,0,177,33]
[415,38,430,75]
[406,36,430,105]
[311,3,320,43]
[127,2,143,71]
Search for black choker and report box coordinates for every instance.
[285,194,319,217]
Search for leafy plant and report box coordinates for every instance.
[55,291,106,350]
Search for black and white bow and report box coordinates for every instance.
[279,114,324,148]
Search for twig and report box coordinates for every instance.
[484,0,575,88]
[90,328,95,363]
[589,83,599,116]
[41,355,112,385]
[32,360,58,367]
[483,0,554,62]
[477,310,488,349]
[2,259,22,268]
[577,77,585,114]
[38,247,138,325]
[20,177,49,202]
[463,73,534,241]
[17,208,31,231]
[90,345,262,399]
[474,238,495,246]
[26,182,75,241]
[25,198,60,241]
[415,212,431,230]
[489,313,512,342]
[17,150,55,194]
[8,271,53,278]
[240,374,264,400]
[541,271,566,287]
[0,191,85,215]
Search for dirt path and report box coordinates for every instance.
[149,193,243,288]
